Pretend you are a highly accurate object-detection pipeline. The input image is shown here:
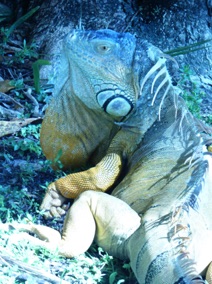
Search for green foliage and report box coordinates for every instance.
[20,124,40,140]
[0,226,136,283]
[178,65,205,120]
[1,6,40,43]
[204,115,212,125]
[0,38,38,65]
[2,124,42,156]
[14,40,38,63]
[0,6,49,94]
[0,185,40,222]
[96,247,137,283]
[10,79,24,90]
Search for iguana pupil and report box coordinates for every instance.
[96,89,133,117]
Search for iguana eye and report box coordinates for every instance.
[96,44,111,54]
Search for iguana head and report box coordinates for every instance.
[63,29,137,118]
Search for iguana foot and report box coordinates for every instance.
[40,182,70,219]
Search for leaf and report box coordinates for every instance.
[32,59,51,93]
[13,143,20,151]
[165,39,212,57]
[0,118,41,137]
[4,6,40,40]
[122,263,131,270]
[0,80,14,93]
[109,272,118,284]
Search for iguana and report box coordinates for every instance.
[3,29,212,283]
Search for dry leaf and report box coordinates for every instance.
[0,80,14,93]
[0,118,41,137]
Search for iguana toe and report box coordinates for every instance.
[48,205,67,218]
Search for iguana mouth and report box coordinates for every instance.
[96,89,134,117]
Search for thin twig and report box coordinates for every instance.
[24,88,40,117]
[0,254,70,284]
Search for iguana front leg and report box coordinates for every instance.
[41,152,122,218]
[41,125,141,218]
[54,152,122,197]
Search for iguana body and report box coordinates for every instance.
[4,30,212,283]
